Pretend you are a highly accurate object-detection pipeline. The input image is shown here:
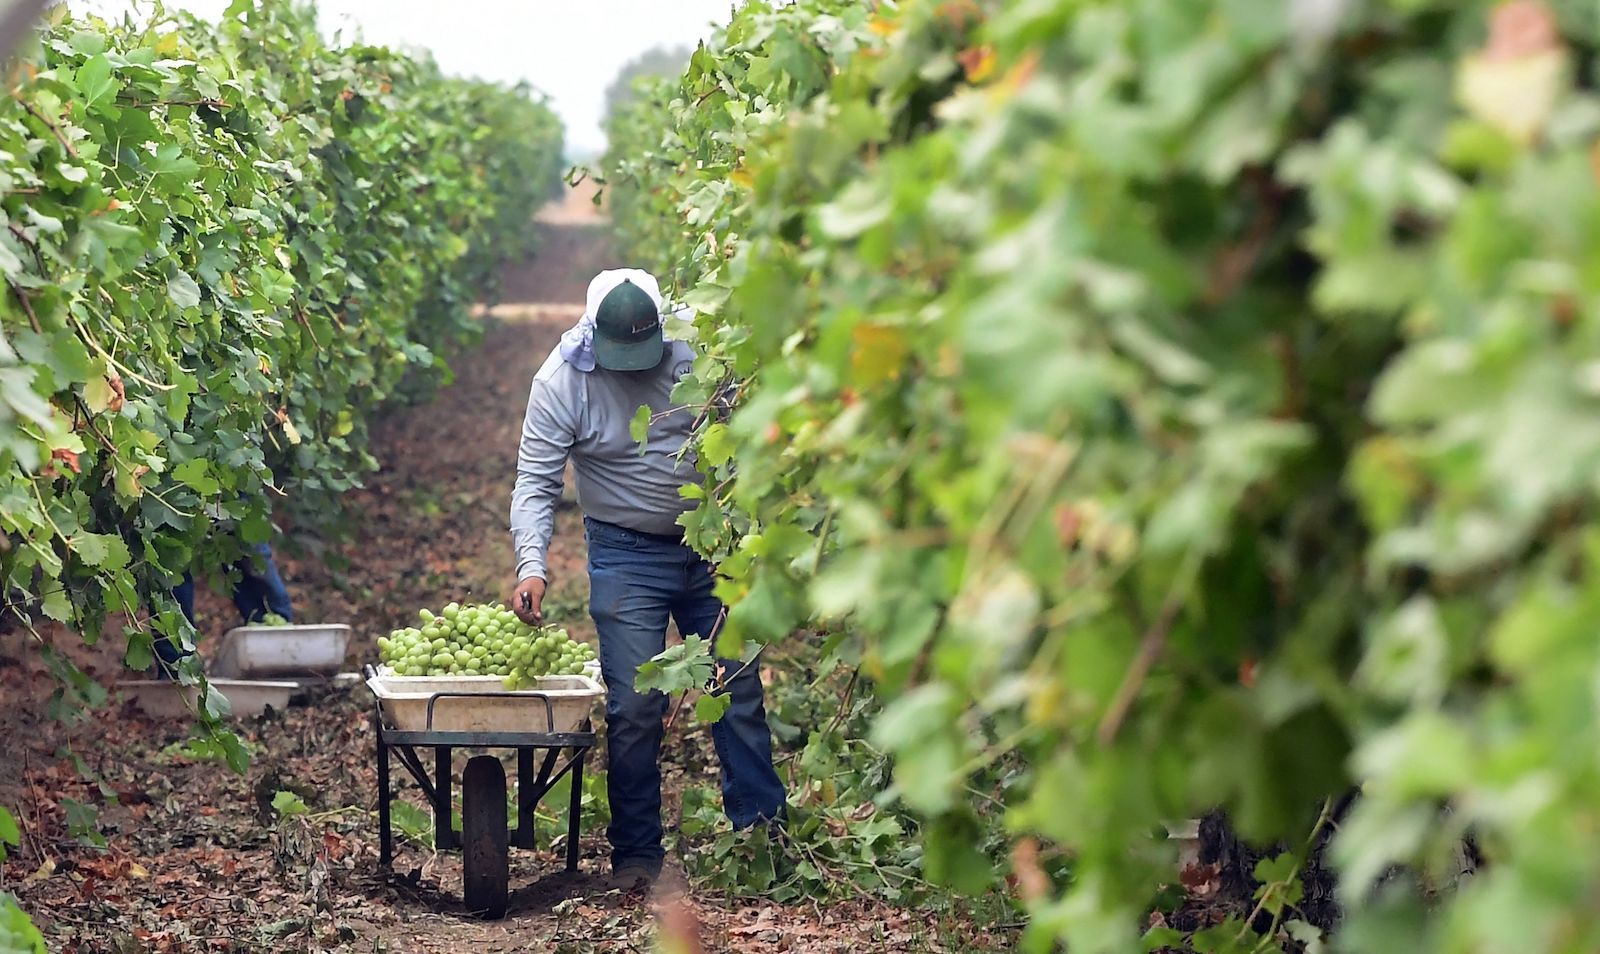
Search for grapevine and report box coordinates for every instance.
[605,0,1600,950]
[0,2,561,939]
[0,0,561,681]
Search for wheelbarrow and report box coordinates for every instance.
[364,666,604,917]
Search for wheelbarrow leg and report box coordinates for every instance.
[515,747,534,849]
[434,746,455,850]
[515,748,560,850]
[377,726,392,867]
[566,748,584,873]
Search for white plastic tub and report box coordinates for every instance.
[367,672,603,734]
[210,624,352,678]
[120,678,299,719]
[1166,818,1204,871]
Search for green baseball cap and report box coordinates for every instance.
[594,279,665,371]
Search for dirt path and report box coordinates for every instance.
[0,186,990,953]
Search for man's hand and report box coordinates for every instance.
[512,576,547,624]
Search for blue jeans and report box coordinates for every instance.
[584,517,786,872]
[156,542,294,667]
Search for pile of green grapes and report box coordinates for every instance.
[377,602,596,689]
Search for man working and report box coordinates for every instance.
[155,540,295,674]
[508,268,786,890]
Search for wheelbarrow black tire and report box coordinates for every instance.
[461,755,509,919]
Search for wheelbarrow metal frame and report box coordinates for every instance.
[367,669,598,882]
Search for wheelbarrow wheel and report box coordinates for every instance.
[461,755,509,918]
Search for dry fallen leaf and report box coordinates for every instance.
[1011,837,1049,904]
[23,857,56,885]
[1181,860,1223,899]
[49,447,81,474]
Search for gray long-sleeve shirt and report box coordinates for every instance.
[509,340,701,581]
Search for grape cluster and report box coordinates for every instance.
[377,602,596,690]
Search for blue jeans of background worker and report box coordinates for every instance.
[584,517,787,874]
[154,542,294,668]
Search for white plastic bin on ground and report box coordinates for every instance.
[1166,818,1204,871]
[366,672,603,734]
[120,678,299,719]
[210,624,352,679]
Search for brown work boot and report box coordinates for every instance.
[607,862,658,893]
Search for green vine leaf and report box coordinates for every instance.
[694,692,732,723]
[165,271,201,310]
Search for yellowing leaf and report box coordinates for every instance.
[1456,1,1569,145]
[867,14,899,37]
[84,371,124,414]
[84,377,112,412]
[1456,49,1568,145]
[850,323,907,387]
[958,45,996,84]
[989,49,1040,103]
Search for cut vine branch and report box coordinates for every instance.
[13,95,77,158]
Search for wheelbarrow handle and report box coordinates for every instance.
[424,691,558,733]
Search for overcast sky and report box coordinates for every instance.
[70,0,737,156]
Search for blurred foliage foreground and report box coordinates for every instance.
[603,0,1600,950]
